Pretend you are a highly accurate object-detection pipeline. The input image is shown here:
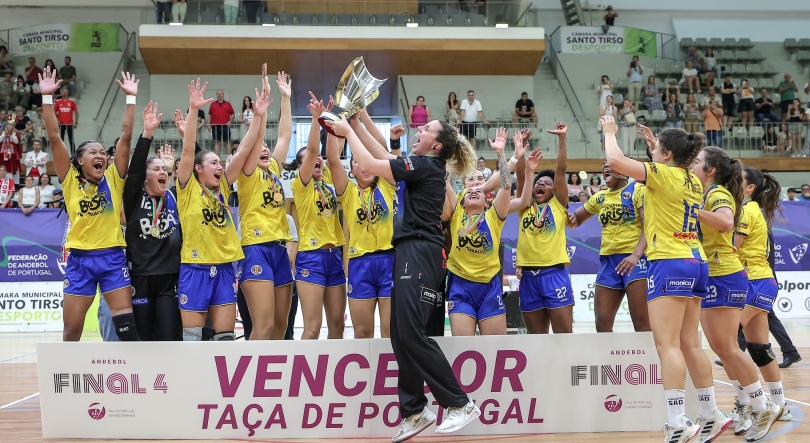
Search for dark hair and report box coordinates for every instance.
[590,176,600,186]
[16,75,24,82]
[534,169,555,186]
[802,183,810,189]
[658,128,704,168]
[568,172,580,185]
[145,156,163,168]
[788,187,796,193]
[701,147,744,228]
[193,150,218,180]
[283,147,307,172]
[0,45,6,53]
[447,92,457,107]
[416,95,425,102]
[521,91,528,96]
[65,56,71,61]
[71,140,102,175]
[242,96,253,113]
[44,58,56,69]
[477,156,485,162]
[467,90,474,94]
[38,173,51,186]
[743,167,783,227]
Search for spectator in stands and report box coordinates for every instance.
[59,57,77,97]
[31,107,46,148]
[14,106,33,148]
[703,48,717,85]
[24,57,42,86]
[618,98,637,153]
[738,79,755,129]
[243,0,263,23]
[684,93,700,133]
[643,75,662,111]
[16,175,38,215]
[787,98,806,153]
[684,47,703,73]
[43,59,57,73]
[567,173,583,202]
[11,76,30,110]
[458,90,489,149]
[0,165,12,208]
[446,92,460,124]
[777,122,790,153]
[785,188,798,201]
[224,0,240,25]
[585,176,601,198]
[512,92,537,126]
[0,46,11,72]
[0,73,12,111]
[599,95,615,151]
[476,157,492,180]
[55,86,78,153]
[0,124,21,182]
[24,140,47,177]
[664,85,683,128]
[408,95,431,128]
[755,89,779,123]
[0,110,6,130]
[681,60,700,94]
[602,5,617,34]
[156,0,172,24]
[699,86,717,112]
[762,124,781,155]
[720,74,736,129]
[208,89,234,157]
[597,75,613,106]
[626,56,644,107]
[702,99,723,147]
[37,173,55,208]
[805,79,810,108]
[239,95,254,136]
[778,73,798,122]
[172,0,188,23]
[798,184,810,201]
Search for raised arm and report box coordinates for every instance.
[389,125,405,158]
[225,88,270,185]
[442,173,456,221]
[326,117,394,183]
[350,108,396,160]
[549,122,570,207]
[483,129,528,194]
[37,68,69,181]
[326,133,349,195]
[271,70,292,167]
[509,148,542,213]
[489,128,512,219]
[698,206,735,232]
[604,116,645,181]
[177,79,214,189]
[113,71,140,178]
[300,92,330,185]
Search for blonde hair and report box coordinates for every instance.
[437,121,476,179]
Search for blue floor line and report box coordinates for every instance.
[0,352,36,363]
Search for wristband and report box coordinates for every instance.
[390,138,401,150]
[42,95,53,105]
[126,95,136,105]
[509,156,518,164]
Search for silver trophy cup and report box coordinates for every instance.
[318,57,387,138]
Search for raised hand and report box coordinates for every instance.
[276,71,291,98]
[142,102,162,134]
[390,124,406,140]
[636,123,655,149]
[526,147,543,170]
[157,144,176,172]
[188,78,214,110]
[547,121,568,136]
[252,88,272,117]
[174,109,186,138]
[488,127,507,153]
[512,131,526,157]
[116,72,139,96]
[261,63,271,95]
[599,116,618,136]
[307,91,332,118]
[325,117,351,138]
[520,128,532,143]
[567,212,580,229]
[38,66,63,96]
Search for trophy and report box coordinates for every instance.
[318,57,387,138]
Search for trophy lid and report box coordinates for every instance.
[333,57,388,111]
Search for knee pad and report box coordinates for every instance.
[747,342,776,367]
[183,327,203,341]
[111,313,141,341]
[202,326,215,341]
[212,331,235,341]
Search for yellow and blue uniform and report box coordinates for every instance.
[291,165,346,287]
[237,158,293,287]
[62,164,130,296]
[583,181,648,289]
[700,185,748,309]
[516,195,574,312]
[736,200,777,311]
[177,173,243,312]
[447,205,506,320]
[642,163,709,301]
[339,179,396,300]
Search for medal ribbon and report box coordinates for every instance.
[462,212,486,235]
[150,195,164,229]
[200,184,226,208]
[532,201,551,228]
[314,180,330,211]
[263,169,282,195]
[359,185,375,221]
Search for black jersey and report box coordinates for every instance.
[124,135,181,276]
[389,155,447,248]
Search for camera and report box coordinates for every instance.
[630,62,637,68]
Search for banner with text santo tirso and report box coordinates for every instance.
[559,26,658,58]
[38,333,693,439]
[11,23,120,55]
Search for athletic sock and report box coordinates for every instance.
[743,381,767,411]
[665,389,686,425]
[766,381,785,407]
[696,386,717,418]
[734,380,751,405]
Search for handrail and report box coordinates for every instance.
[94,27,135,141]
[545,33,589,144]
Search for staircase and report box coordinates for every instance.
[95,59,152,145]
[533,61,588,157]
[560,0,584,26]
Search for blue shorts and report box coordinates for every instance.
[295,248,345,288]
[595,254,648,290]
[518,265,575,312]
[746,278,778,312]
[178,263,237,312]
[702,271,749,309]
[63,248,130,296]
[347,250,394,300]
[448,272,505,320]
[238,241,293,287]
[646,258,709,302]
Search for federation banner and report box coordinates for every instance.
[559,26,658,58]
[11,23,120,55]
[38,333,696,439]
[0,209,68,282]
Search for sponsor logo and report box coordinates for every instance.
[301,269,310,278]
[179,294,188,305]
[567,246,577,260]
[805,297,810,311]
[63,279,69,288]
[420,287,440,305]
[310,238,317,247]
[609,350,647,355]
[88,403,105,420]
[251,265,262,275]
[235,267,242,279]
[349,246,356,255]
[755,292,775,306]
[668,398,684,406]
[789,243,807,264]
[665,278,695,292]
[729,290,747,304]
[209,266,217,278]
[777,298,792,312]
[403,158,414,171]
[132,298,149,305]
[604,395,622,412]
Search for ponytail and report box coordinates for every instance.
[744,166,784,227]
[701,147,744,228]
[436,121,475,178]
[658,128,704,167]
[282,147,306,172]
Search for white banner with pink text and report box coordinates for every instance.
[37,333,698,439]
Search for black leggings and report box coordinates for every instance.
[130,273,182,341]
[59,124,75,154]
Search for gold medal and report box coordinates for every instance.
[322,209,333,218]
[457,228,466,237]
[83,181,91,192]
[273,192,283,202]
[151,226,160,237]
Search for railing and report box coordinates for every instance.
[545,33,590,144]
[93,25,136,141]
[548,26,679,61]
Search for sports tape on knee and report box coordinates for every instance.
[747,342,775,367]
[111,313,141,341]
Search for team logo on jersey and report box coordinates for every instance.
[251,265,262,275]
[310,238,317,247]
[622,192,631,199]
[209,266,217,278]
[790,243,808,264]
[596,194,605,206]
[347,284,353,294]
[192,250,199,259]
[349,246,356,255]
[254,229,261,237]
[179,294,188,305]
[301,269,310,277]
[447,300,454,310]
[567,246,577,260]
[131,286,136,296]
[63,279,69,288]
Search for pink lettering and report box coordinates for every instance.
[451,351,486,393]
[335,354,369,397]
[651,364,663,384]
[290,355,328,397]
[492,350,526,392]
[479,399,499,425]
[302,404,322,429]
[501,398,523,424]
[358,402,379,428]
[215,404,238,430]
[131,374,146,394]
[382,401,402,427]
[326,403,345,428]
[253,355,287,397]
[215,355,252,397]
[625,364,646,386]
[527,398,544,423]
[263,404,287,429]
[373,353,398,396]
[107,373,128,394]
[242,404,262,437]
[432,400,445,424]
[198,404,218,429]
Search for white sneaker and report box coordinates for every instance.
[435,396,480,434]
[778,402,793,421]
[728,396,743,423]
[696,408,733,443]
[745,400,782,441]
[734,403,753,435]
[392,407,436,443]
[662,415,700,443]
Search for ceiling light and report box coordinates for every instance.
[406,23,418,28]
[169,22,183,26]
[496,23,509,29]
[262,23,276,27]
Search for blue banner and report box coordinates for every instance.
[0,209,68,282]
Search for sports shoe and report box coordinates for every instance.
[728,396,743,423]
[392,407,436,443]
[662,415,700,443]
[745,400,782,441]
[778,402,793,421]
[734,403,752,435]
[435,395,480,434]
[696,408,733,443]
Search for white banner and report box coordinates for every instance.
[773,271,810,318]
[571,274,633,323]
[12,23,71,54]
[557,26,658,57]
[277,159,353,197]
[38,333,697,439]
[0,281,63,332]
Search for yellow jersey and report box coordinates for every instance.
[448,205,505,282]
[735,200,773,280]
[237,158,290,246]
[339,179,395,259]
[583,181,645,256]
[699,185,744,276]
[516,195,570,267]
[177,173,243,264]
[291,165,345,252]
[642,163,706,261]
[62,164,125,251]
